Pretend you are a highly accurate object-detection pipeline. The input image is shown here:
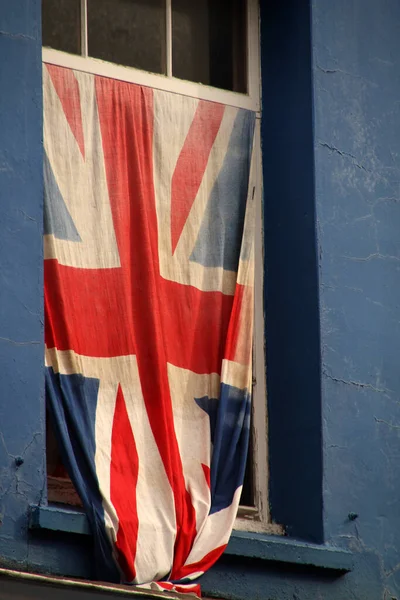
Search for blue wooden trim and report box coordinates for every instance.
[227,531,353,572]
[29,506,352,572]
[29,505,91,536]
[260,0,324,543]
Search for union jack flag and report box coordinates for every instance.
[43,63,255,595]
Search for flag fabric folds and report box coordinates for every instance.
[43,63,256,595]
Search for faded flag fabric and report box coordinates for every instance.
[43,63,255,596]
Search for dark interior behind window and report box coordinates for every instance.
[42,0,248,92]
[87,0,166,74]
[42,0,81,55]
[172,0,247,92]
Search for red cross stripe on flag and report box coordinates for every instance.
[43,63,255,591]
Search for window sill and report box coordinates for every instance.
[227,530,353,572]
[29,504,91,536]
[29,505,353,573]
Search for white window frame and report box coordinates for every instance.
[42,0,281,534]
[235,121,282,534]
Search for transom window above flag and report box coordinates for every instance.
[43,63,256,596]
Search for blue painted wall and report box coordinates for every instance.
[314,0,400,596]
[0,0,45,566]
[1,1,400,599]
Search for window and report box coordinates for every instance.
[42,0,247,93]
[42,0,259,110]
[42,0,278,534]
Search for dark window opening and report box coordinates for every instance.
[42,0,248,92]
[240,420,255,507]
[87,0,166,74]
[172,0,247,92]
[46,410,82,507]
[42,0,81,55]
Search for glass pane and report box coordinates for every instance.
[87,0,166,74]
[42,0,81,55]
[172,0,247,93]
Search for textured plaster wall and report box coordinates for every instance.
[0,0,95,578]
[0,1,400,599]
[314,0,400,597]
[0,0,46,566]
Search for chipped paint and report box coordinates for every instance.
[1,1,400,599]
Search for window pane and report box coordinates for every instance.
[172,0,247,93]
[42,0,81,55]
[87,0,166,74]
[240,424,255,507]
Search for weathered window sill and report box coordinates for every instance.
[29,504,91,536]
[29,505,353,573]
[226,529,353,572]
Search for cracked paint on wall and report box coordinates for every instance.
[0,0,45,570]
[314,0,400,597]
[1,1,400,599]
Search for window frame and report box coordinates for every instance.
[235,120,282,535]
[42,0,260,112]
[42,0,279,534]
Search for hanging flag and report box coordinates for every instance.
[43,63,255,595]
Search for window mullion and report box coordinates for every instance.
[80,0,88,58]
[165,0,172,77]
[247,0,260,106]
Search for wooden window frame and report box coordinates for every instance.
[235,121,282,535]
[43,0,281,534]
